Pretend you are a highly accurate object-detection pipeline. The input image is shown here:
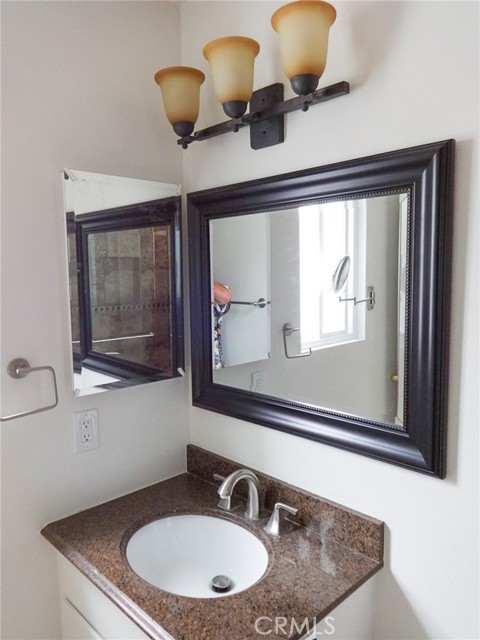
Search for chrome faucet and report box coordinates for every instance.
[217,469,262,520]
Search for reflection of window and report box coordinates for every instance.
[299,200,366,351]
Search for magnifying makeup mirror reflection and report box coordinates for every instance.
[331,256,351,294]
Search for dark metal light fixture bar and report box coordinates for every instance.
[177,80,350,150]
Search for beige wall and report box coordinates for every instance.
[182,2,479,639]
[1,3,189,638]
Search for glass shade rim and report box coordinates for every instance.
[154,66,205,87]
[203,36,260,61]
[271,0,337,32]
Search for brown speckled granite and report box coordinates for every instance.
[187,445,384,563]
[41,458,384,640]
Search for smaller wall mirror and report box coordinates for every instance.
[64,170,183,395]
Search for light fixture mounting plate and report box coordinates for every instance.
[250,84,284,150]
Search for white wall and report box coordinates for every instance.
[1,2,478,640]
[182,2,479,639]
[1,3,189,638]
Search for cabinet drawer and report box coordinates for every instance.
[61,598,104,640]
[57,554,149,640]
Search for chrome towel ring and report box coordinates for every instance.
[0,358,58,422]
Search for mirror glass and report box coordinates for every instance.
[210,192,408,426]
[64,170,183,395]
[188,140,454,477]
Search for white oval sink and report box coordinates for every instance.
[126,514,268,598]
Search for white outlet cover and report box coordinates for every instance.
[73,409,99,453]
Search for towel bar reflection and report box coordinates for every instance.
[72,331,154,345]
[0,358,59,422]
[231,298,270,309]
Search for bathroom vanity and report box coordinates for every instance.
[42,446,384,640]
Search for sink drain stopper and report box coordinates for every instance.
[210,574,233,593]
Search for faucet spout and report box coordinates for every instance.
[217,469,262,520]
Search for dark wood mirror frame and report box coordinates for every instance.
[188,140,454,478]
[71,196,184,389]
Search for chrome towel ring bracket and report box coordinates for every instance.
[0,358,59,422]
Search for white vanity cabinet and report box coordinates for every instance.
[57,554,149,640]
[303,575,377,640]
[57,551,377,640]
[58,554,376,640]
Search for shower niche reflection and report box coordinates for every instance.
[65,170,183,395]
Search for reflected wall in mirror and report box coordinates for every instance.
[64,170,183,395]
[188,140,454,477]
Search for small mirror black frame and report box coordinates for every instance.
[72,196,183,389]
[188,140,454,478]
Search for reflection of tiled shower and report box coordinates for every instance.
[68,224,173,376]
[89,227,172,375]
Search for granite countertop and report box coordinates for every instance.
[41,448,384,640]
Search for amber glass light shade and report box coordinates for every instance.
[271,0,336,95]
[203,36,260,118]
[154,66,205,137]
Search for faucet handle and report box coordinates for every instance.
[263,502,298,537]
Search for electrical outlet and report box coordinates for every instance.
[250,370,265,393]
[73,409,99,453]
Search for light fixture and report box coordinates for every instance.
[154,66,205,137]
[203,36,260,118]
[154,0,348,150]
[271,0,337,96]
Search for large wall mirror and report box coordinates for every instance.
[188,140,454,477]
[64,170,183,395]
